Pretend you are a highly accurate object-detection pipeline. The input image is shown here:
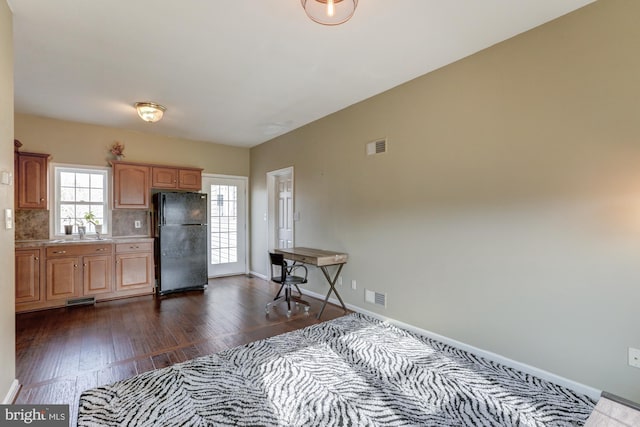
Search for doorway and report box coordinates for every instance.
[202,174,248,277]
[267,166,294,252]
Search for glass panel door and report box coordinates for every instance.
[203,175,247,277]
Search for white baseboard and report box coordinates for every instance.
[2,379,20,404]
[301,288,601,401]
[249,271,268,280]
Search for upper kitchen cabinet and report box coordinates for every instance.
[152,166,202,190]
[16,151,50,209]
[112,161,151,209]
[151,167,178,189]
[177,168,202,190]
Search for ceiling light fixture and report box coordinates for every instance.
[301,0,357,26]
[134,102,166,123]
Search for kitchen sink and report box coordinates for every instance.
[49,238,113,243]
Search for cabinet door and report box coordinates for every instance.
[113,163,150,209]
[46,257,82,301]
[16,249,41,303]
[152,167,178,189]
[17,153,49,209]
[178,169,202,190]
[83,255,113,295]
[115,252,154,290]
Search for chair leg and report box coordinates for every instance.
[266,284,309,316]
[274,284,285,300]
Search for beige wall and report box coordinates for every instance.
[0,0,15,401]
[15,114,250,176]
[251,0,640,402]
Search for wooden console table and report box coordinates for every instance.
[274,247,348,319]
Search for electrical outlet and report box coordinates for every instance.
[629,347,640,369]
[351,280,357,290]
[134,220,141,229]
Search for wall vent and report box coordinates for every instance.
[366,138,387,156]
[365,289,387,307]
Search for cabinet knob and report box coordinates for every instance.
[83,263,87,267]
[73,264,78,268]
[40,198,44,201]
[53,250,66,254]
[34,257,39,261]
[96,248,106,251]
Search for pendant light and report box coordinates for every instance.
[301,0,358,26]
[135,102,166,123]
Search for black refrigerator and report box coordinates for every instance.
[153,191,208,295]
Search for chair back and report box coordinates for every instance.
[269,252,286,282]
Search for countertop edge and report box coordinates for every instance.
[16,237,154,248]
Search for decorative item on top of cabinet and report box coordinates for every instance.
[112,161,151,209]
[16,151,50,209]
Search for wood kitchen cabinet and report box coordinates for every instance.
[16,151,50,209]
[46,243,113,302]
[112,161,151,209]
[152,166,202,190]
[115,241,154,293]
[15,248,43,306]
[46,256,82,301]
[16,239,154,313]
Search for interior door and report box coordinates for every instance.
[276,174,293,249]
[203,175,247,277]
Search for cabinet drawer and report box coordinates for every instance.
[46,244,113,257]
[115,242,153,253]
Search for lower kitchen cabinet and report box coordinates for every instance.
[46,243,113,302]
[15,248,43,306]
[16,239,155,313]
[46,256,82,301]
[83,254,114,296]
[115,242,154,292]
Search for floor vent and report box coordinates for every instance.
[365,289,387,308]
[366,138,387,156]
[66,297,96,307]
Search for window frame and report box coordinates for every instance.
[50,163,111,239]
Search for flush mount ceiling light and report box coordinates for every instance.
[134,102,166,123]
[301,0,358,26]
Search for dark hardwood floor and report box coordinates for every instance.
[15,275,349,423]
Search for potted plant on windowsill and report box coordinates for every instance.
[84,212,102,238]
[64,216,74,235]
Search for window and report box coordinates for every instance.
[210,184,238,264]
[53,165,109,236]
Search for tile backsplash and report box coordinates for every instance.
[15,209,50,240]
[112,209,151,237]
[15,209,151,240]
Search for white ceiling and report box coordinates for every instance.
[9,0,595,148]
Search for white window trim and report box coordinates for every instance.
[50,163,112,239]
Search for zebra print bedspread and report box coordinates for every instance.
[78,314,595,426]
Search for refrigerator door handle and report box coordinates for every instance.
[161,194,166,225]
